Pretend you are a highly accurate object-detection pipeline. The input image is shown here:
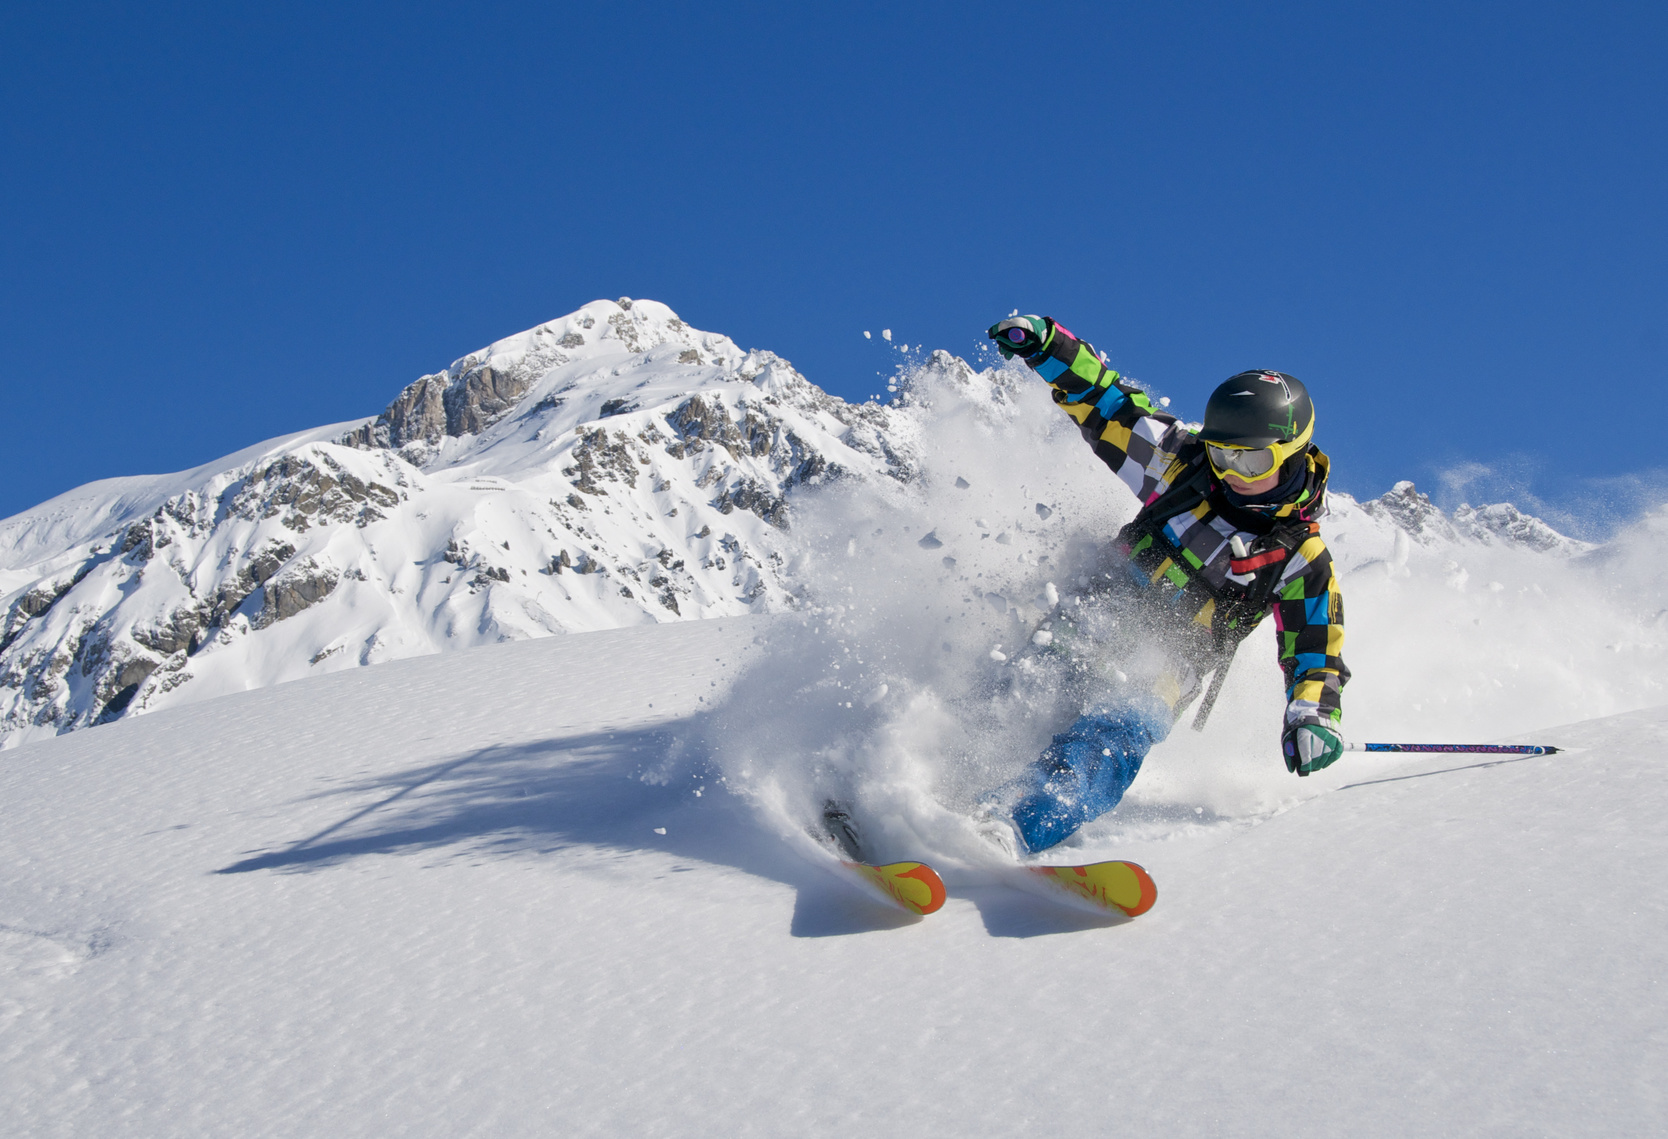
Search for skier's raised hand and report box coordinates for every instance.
[1283,723,1344,776]
[987,315,1051,360]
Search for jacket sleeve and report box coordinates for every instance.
[1272,534,1348,730]
[1018,318,1192,502]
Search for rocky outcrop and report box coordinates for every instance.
[342,335,575,450]
[1453,502,1593,555]
[1362,481,1588,555]
[253,562,340,628]
[713,479,789,529]
[226,454,403,530]
[1,566,90,651]
[345,362,545,449]
[208,542,298,633]
[341,300,698,454]
[564,428,641,494]
[1361,482,1459,545]
[131,606,210,656]
[667,395,745,455]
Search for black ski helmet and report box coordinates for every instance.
[1199,370,1314,450]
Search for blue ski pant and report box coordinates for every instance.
[1011,701,1174,853]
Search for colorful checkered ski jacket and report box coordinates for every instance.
[1020,318,1348,731]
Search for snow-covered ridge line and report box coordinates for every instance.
[1357,479,1593,556]
[0,298,1586,749]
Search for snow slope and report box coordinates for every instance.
[2,616,1662,1137]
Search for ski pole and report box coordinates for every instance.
[1343,742,1561,756]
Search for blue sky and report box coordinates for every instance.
[3,1,1664,533]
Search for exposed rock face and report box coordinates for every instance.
[340,299,697,453]
[1453,502,1593,554]
[1360,480,1590,555]
[131,607,206,656]
[1359,481,1456,544]
[667,395,743,454]
[565,429,641,494]
[345,361,551,450]
[713,480,789,529]
[229,455,403,530]
[1,570,88,651]
[254,562,340,628]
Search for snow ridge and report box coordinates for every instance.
[1358,479,1593,555]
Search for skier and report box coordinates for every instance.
[980,315,1349,855]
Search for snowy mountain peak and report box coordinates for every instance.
[1359,480,1590,556]
[340,298,748,455]
[0,300,919,747]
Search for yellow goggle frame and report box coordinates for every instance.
[1205,421,1313,481]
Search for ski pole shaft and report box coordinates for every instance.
[1343,742,1561,756]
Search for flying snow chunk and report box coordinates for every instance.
[882,329,892,341]
[918,531,944,549]
[863,331,872,339]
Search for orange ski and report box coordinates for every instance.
[841,860,947,916]
[1028,860,1157,917]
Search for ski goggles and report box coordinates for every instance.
[1205,442,1280,479]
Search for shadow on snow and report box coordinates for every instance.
[211,720,954,938]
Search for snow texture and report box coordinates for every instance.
[1,618,1663,1136]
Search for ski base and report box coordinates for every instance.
[840,860,947,915]
[1028,860,1157,917]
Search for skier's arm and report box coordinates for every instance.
[989,316,1190,501]
[1272,535,1349,733]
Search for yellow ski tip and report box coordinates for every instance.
[1029,860,1157,917]
[844,860,947,915]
